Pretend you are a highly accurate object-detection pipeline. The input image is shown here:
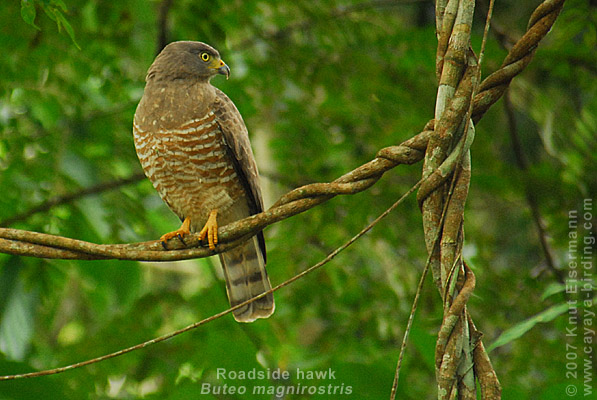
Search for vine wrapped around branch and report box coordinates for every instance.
[0,129,430,261]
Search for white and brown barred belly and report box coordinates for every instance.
[133,111,246,231]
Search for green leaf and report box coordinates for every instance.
[53,7,80,49]
[51,0,67,12]
[541,282,565,300]
[20,0,40,29]
[39,2,56,22]
[488,302,568,352]
[0,268,38,361]
[39,1,81,49]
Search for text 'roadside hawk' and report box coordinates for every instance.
[133,41,274,322]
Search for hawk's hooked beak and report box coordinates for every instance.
[216,60,230,80]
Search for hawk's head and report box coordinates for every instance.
[147,41,230,82]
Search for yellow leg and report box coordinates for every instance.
[197,209,218,250]
[160,217,191,245]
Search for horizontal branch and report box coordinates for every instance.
[0,129,431,261]
[0,172,147,227]
[234,0,426,50]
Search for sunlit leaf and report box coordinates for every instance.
[488,303,568,352]
[541,282,565,300]
[0,267,37,361]
[38,0,80,49]
[50,0,67,13]
[20,0,39,30]
[53,7,80,49]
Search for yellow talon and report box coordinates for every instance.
[160,217,191,245]
[198,209,218,250]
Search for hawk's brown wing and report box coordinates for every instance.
[212,88,266,259]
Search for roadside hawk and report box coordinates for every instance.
[133,41,274,322]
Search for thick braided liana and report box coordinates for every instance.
[0,128,431,261]
[423,1,565,399]
[472,0,565,122]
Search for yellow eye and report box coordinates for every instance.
[200,52,211,62]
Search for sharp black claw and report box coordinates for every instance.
[178,234,186,246]
[161,241,168,250]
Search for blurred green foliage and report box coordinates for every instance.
[0,0,595,398]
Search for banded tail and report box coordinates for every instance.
[219,236,274,322]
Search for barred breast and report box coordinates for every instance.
[133,111,246,230]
